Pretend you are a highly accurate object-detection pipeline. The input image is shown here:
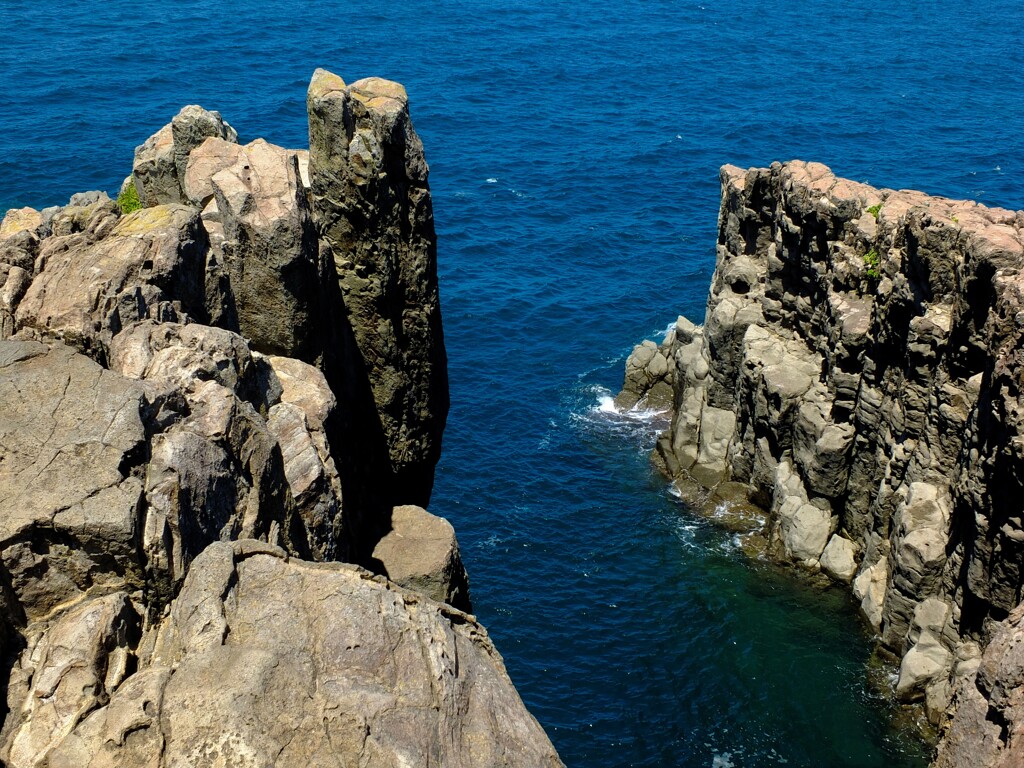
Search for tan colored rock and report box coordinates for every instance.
[2,593,139,768]
[42,542,561,768]
[268,401,345,561]
[266,353,336,426]
[0,340,150,621]
[15,205,207,357]
[820,534,858,582]
[206,138,325,359]
[371,504,471,611]
[133,106,238,207]
[108,320,259,396]
[881,482,951,649]
[181,136,245,206]
[1,266,32,339]
[691,404,736,487]
[853,557,888,631]
[0,208,41,240]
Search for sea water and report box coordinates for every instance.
[2,1,1022,765]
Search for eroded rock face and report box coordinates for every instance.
[0,342,159,620]
[14,205,208,361]
[307,69,449,509]
[0,72,540,766]
[2,542,561,768]
[936,602,1024,768]
[619,160,1024,740]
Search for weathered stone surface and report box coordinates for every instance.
[371,504,471,612]
[853,555,889,630]
[820,534,858,583]
[936,602,1024,768]
[2,593,139,768]
[0,208,41,240]
[202,138,325,358]
[15,205,207,359]
[616,333,675,411]
[132,125,176,207]
[108,319,260,397]
[1,266,32,339]
[31,542,561,768]
[622,160,1024,749]
[308,68,448,507]
[771,460,831,564]
[133,106,238,208]
[0,341,150,622]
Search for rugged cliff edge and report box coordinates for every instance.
[618,161,1024,765]
[0,70,561,766]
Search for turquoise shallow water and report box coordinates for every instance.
[2,1,1023,765]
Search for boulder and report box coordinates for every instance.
[820,534,858,582]
[770,460,832,564]
[133,106,238,207]
[202,138,325,358]
[371,504,471,612]
[0,208,41,240]
[615,334,675,411]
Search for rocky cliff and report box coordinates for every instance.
[0,70,560,766]
[619,161,1024,763]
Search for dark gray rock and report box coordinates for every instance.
[307,69,449,510]
[620,160,1024,749]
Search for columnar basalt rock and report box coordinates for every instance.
[307,69,449,512]
[619,160,1024,746]
[0,72,554,766]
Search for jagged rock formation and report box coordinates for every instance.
[620,161,1024,752]
[1,541,560,768]
[0,70,562,766]
[307,70,449,512]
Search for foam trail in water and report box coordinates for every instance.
[589,387,668,422]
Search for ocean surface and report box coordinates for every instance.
[3,1,1022,765]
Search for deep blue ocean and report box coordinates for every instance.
[2,2,1022,765]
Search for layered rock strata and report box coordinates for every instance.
[0,71,561,766]
[619,161,1024,756]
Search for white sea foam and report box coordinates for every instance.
[653,320,676,339]
[711,752,734,768]
[590,391,668,423]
